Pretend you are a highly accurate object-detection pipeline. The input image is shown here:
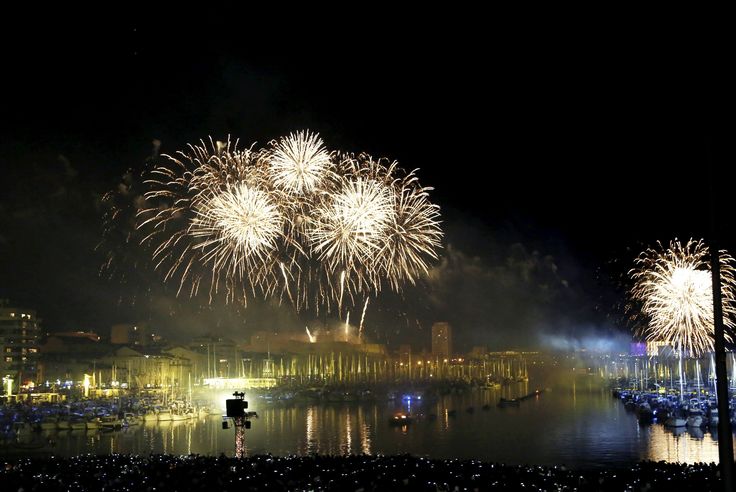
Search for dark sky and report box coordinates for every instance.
[1,14,732,350]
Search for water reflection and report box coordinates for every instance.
[647,424,721,464]
[5,384,734,468]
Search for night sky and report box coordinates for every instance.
[1,14,732,350]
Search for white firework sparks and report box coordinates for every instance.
[191,183,283,266]
[267,130,332,194]
[630,239,736,357]
[309,177,393,270]
[132,130,443,311]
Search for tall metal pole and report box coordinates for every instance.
[708,138,734,491]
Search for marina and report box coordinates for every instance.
[2,373,734,468]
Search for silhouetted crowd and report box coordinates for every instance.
[0,454,727,491]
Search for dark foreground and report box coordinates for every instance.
[0,454,727,491]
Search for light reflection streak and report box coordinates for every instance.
[187,422,192,455]
[358,407,372,455]
[646,425,722,464]
[305,406,315,454]
[345,411,352,454]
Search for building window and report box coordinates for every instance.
[4,357,12,362]
[28,348,37,353]
[4,348,10,353]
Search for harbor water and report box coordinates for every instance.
[4,374,734,468]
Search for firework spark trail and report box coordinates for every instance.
[630,239,736,357]
[359,298,369,342]
[345,311,350,342]
[338,270,346,313]
[305,326,315,343]
[127,130,443,312]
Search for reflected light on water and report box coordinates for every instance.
[15,382,736,468]
[646,425,721,464]
[345,411,352,455]
[359,407,371,455]
[305,406,315,454]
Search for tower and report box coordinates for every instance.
[431,322,452,358]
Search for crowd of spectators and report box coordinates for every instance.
[0,453,726,491]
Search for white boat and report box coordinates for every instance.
[142,412,158,422]
[56,418,72,430]
[157,410,173,422]
[70,417,87,430]
[665,416,687,427]
[123,413,139,426]
[86,418,101,429]
[709,408,719,426]
[687,412,703,428]
[11,422,35,439]
[100,416,122,429]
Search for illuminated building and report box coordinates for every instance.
[0,300,41,383]
[469,346,488,359]
[431,322,452,358]
[189,336,239,379]
[110,323,162,346]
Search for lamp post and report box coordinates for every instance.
[2,375,13,398]
[708,137,734,491]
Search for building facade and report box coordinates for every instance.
[0,301,41,383]
[431,322,452,358]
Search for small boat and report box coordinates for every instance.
[100,416,122,429]
[142,412,158,422]
[687,408,704,428]
[39,417,58,430]
[56,418,72,430]
[123,413,139,426]
[13,440,49,450]
[498,398,520,407]
[157,410,173,422]
[665,416,687,427]
[708,407,719,427]
[389,412,413,425]
[70,417,87,430]
[86,418,101,430]
[11,422,35,439]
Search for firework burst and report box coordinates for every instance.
[309,176,393,271]
[190,182,284,294]
[267,130,333,195]
[125,131,442,312]
[629,239,736,356]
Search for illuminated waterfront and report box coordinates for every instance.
[5,375,733,469]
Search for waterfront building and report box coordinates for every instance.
[431,322,452,358]
[0,300,41,383]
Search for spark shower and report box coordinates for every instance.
[125,131,442,314]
